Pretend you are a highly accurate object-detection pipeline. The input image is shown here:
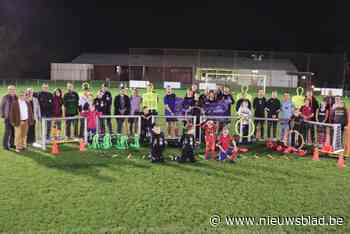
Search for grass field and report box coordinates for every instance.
[0,82,349,234]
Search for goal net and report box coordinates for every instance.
[197,69,267,93]
[96,115,141,136]
[196,116,344,152]
[151,115,197,141]
[34,116,88,150]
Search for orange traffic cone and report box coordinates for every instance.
[337,156,346,169]
[312,147,320,161]
[51,140,60,155]
[79,138,86,152]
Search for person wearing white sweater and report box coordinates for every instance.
[237,101,253,144]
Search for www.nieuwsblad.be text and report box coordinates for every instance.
[209,215,344,227]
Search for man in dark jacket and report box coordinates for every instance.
[35,83,53,139]
[0,85,17,150]
[63,83,79,138]
[253,89,267,140]
[114,87,130,134]
[101,83,113,133]
[266,91,281,140]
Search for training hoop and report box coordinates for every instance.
[234,117,255,138]
[283,130,305,150]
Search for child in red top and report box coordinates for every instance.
[217,128,236,161]
[300,99,314,144]
[201,120,218,160]
[80,104,102,137]
[219,130,233,151]
[217,128,249,162]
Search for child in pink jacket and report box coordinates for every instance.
[80,104,102,137]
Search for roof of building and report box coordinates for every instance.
[72,53,298,71]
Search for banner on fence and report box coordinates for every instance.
[129,80,149,88]
[313,87,343,96]
[164,81,181,89]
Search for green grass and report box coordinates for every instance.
[0,82,349,233]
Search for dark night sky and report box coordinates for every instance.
[3,1,350,53]
[0,0,349,78]
[73,1,349,53]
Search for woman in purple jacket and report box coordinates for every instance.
[52,88,64,132]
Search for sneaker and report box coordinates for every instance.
[32,143,41,148]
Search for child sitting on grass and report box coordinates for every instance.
[80,104,102,143]
[176,124,196,163]
[217,127,239,163]
[150,125,166,163]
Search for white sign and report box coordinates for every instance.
[199,82,217,90]
[164,81,181,89]
[313,87,343,96]
[129,80,149,88]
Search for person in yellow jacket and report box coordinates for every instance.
[142,83,159,115]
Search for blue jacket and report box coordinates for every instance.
[280,100,294,120]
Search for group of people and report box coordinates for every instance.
[149,87,349,163]
[1,81,348,157]
[0,83,108,152]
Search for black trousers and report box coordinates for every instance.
[242,124,249,144]
[3,119,14,149]
[66,116,78,138]
[79,119,84,138]
[27,122,36,144]
[116,118,125,134]
[267,121,277,139]
[302,123,314,143]
[99,118,112,134]
[254,119,265,138]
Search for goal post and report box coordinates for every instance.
[35,116,88,150]
[196,115,345,152]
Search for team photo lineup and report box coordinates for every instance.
[1,81,348,164]
[3,1,350,233]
